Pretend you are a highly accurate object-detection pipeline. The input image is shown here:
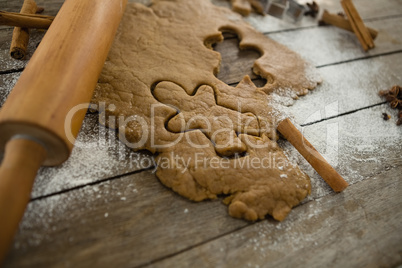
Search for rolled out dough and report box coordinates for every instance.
[93,0,321,221]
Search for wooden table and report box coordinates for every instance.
[1,0,401,267]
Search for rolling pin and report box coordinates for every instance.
[0,0,127,262]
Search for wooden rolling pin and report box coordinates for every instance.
[0,0,127,262]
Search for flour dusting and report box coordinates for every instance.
[33,114,154,198]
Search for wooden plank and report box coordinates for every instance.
[214,37,262,85]
[3,170,248,267]
[287,53,402,125]
[268,16,402,67]
[3,103,401,267]
[151,168,402,268]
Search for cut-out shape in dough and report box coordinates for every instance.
[213,31,267,87]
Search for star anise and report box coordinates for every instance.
[379,85,402,126]
[305,1,319,18]
[397,110,402,126]
[379,85,402,109]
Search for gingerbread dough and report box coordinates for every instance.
[231,0,252,16]
[93,0,321,221]
[231,0,265,16]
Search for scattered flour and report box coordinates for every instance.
[278,103,401,201]
[0,29,46,71]
[31,114,154,198]
[0,72,20,106]
[15,176,141,249]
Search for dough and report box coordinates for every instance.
[231,0,265,16]
[93,0,321,221]
[231,0,252,16]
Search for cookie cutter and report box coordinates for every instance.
[259,0,306,22]
[264,0,289,19]
[286,0,306,22]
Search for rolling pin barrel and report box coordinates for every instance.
[0,0,127,262]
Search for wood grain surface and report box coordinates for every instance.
[0,0,401,267]
[151,169,402,268]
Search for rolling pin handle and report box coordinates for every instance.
[0,137,47,263]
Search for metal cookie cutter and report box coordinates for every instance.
[264,0,289,19]
[286,0,306,22]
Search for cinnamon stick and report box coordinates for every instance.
[10,0,38,60]
[277,118,349,192]
[341,0,374,51]
[0,11,54,29]
[321,10,378,40]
